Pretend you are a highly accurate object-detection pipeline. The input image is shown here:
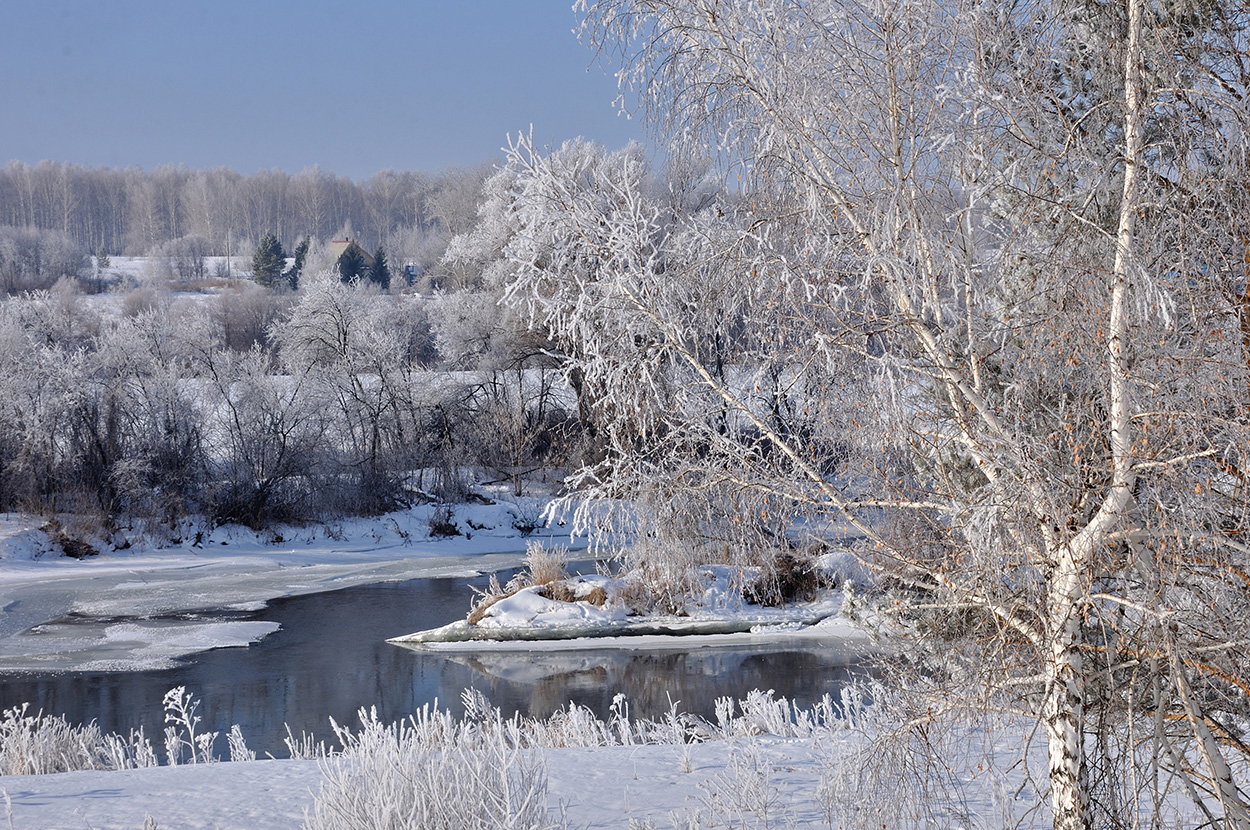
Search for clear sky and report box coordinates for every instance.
[0,0,647,180]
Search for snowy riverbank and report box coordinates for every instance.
[0,496,876,672]
[0,736,967,829]
[1,706,1041,830]
[0,498,568,672]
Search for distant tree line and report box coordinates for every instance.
[0,160,495,278]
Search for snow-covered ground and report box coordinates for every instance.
[0,735,955,830]
[0,727,1038,829]
[0,700,1055,830]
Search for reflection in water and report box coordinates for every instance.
[0,567,865,758]
[444,648,862,722]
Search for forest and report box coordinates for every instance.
[0,270,578,534]
[0,160,496,291]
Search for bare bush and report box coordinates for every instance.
[617,537,703,617]
[743,551,820,607]
[305,706,566,830]
[227,724,254,762]
[467,572,508,624]
[215,283,287,352]
[523,541,568,586]
[688,739,795,829]
[0,704,156,775]
[284,725,333,761]
[121,286,160,317]
[467,542,570,623]
[428,505,460,538]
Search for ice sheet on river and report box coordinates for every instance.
[0,503,568,672]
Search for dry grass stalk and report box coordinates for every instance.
[467,542,571,624]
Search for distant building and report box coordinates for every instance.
[326,238,375,269]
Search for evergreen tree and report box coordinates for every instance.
[252,233,287,289]
[285,236,309,290]
[337,245,366,284]
[367,246,391,290]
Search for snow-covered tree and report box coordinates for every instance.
[195,343,326,528]
[275,278,441,512]
[0,226,90,294]
[495,1,1250,827]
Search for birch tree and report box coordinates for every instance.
[498,0,1250,826]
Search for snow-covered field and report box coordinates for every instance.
[0,684,1048,830]
[2,734,1016,830]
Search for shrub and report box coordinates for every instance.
[39,519,100,559]
[428,505,460,538]
[466,542,569,623]
[618,537,702,617]
[744,551,820,606]
[0,704,155,775]
[305,707,566,830]
[522,541,568,586]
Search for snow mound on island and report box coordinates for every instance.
[475,575,627,630]
[391,564,851,646]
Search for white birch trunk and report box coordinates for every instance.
[1044,1,1145,827]
[1045,552,1091,830]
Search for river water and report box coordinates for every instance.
[0,566,864,758]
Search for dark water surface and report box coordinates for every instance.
[0,566,863,758]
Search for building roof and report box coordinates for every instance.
[327,238,376,268]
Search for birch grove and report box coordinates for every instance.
[490,0,1250,826]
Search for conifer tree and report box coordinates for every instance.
[367,246,390,290]
[251,233,286,289]
[337,245,366,284]
[285,236,309,290]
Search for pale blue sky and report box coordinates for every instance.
[0,1,646,179]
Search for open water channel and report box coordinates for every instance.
[0,564,865,758]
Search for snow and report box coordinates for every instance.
[1,759,325,830]
[18,618,281,673]
[0,729,1048,829]
[0,739,885,829]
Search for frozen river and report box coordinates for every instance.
[0,564,866,758]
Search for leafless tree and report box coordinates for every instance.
[493,1,1250,827]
